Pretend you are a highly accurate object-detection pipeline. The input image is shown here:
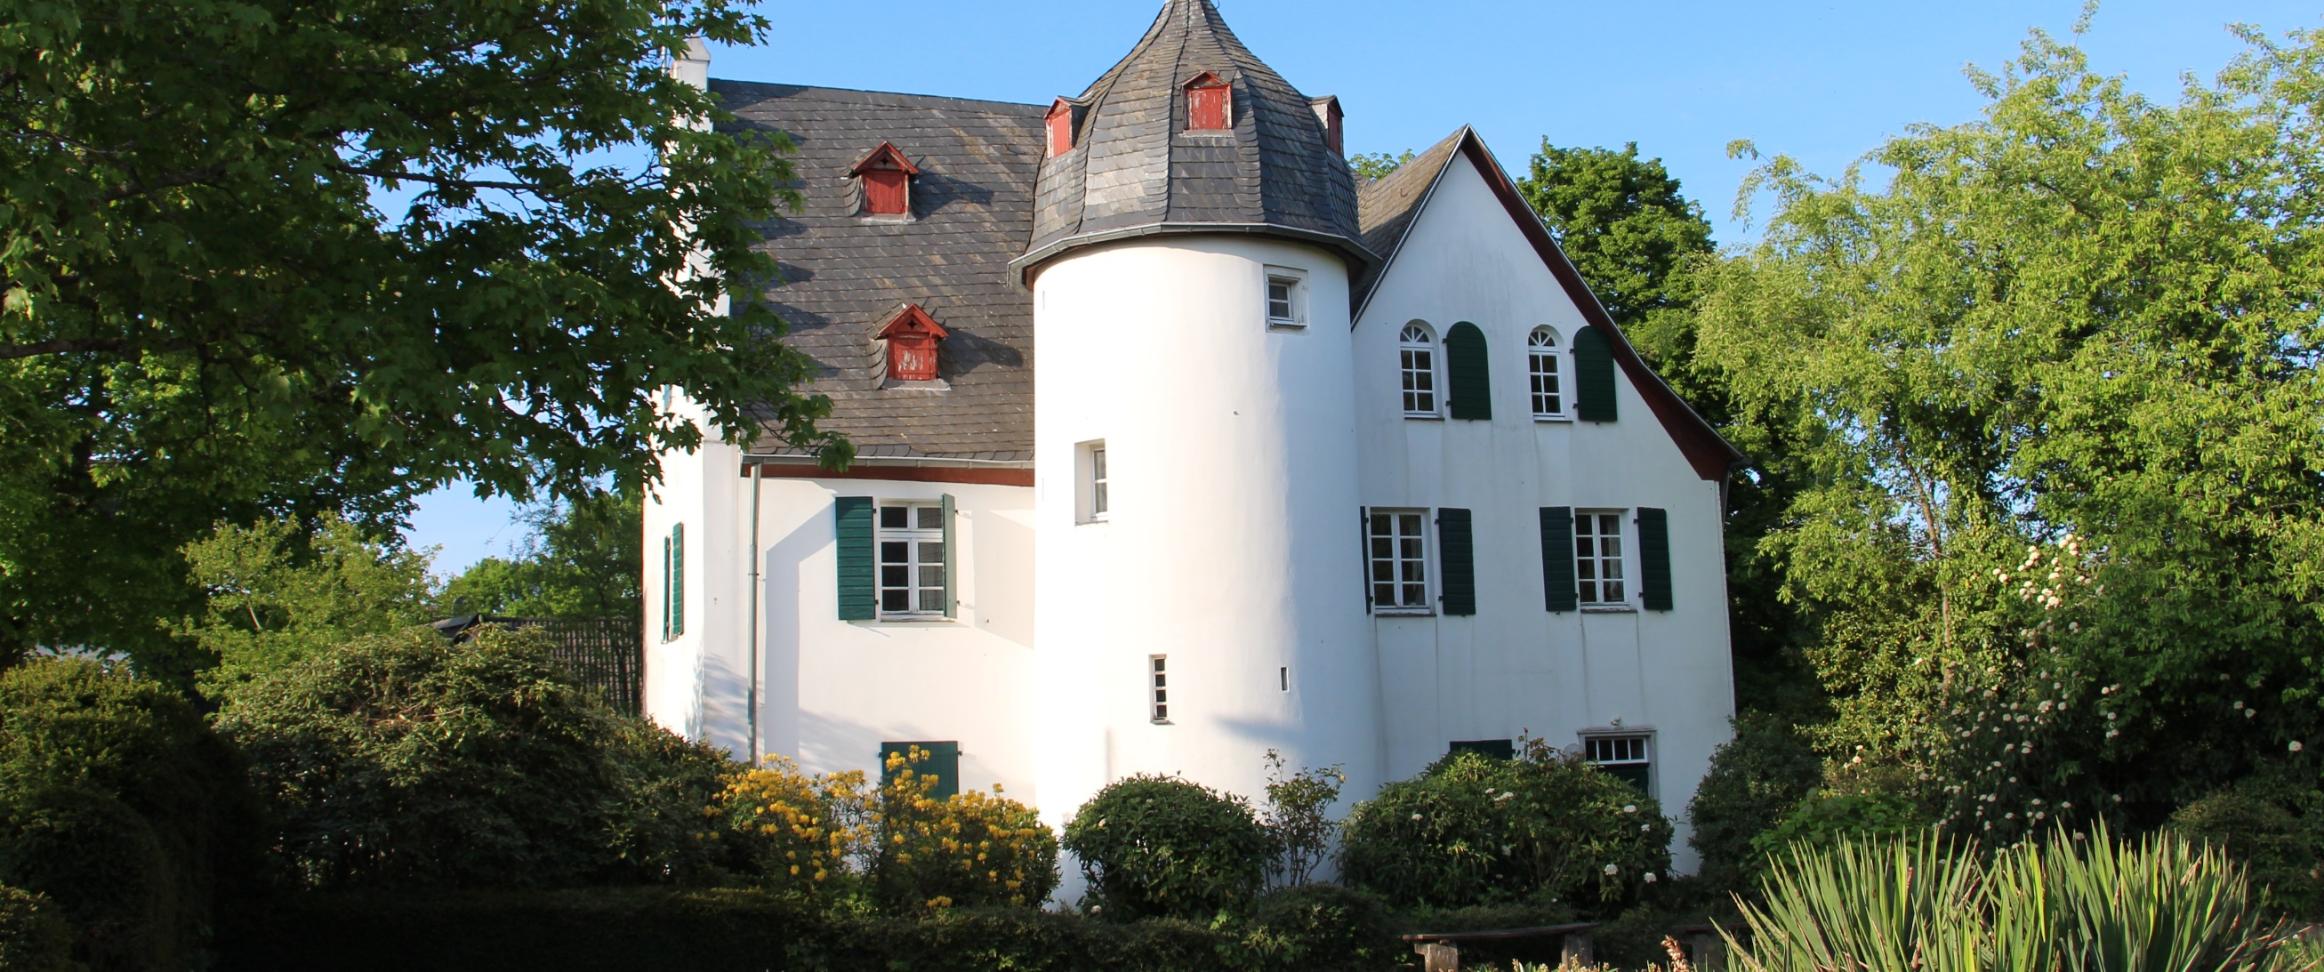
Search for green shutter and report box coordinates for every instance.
[880,740,961,800]
[1573,325,1617,422]
[1359,506,1372,615]
[1638,507,1673,612]
[834,496,875,621]
[1607,762,1652,795]
[1540,507,1577,613]
[940,493,958,619]
[1437,507,1475,616]
[660,535,673,641]
[1444,322,1493,420]
[670,523,686,637]
[1449,739,1514,760]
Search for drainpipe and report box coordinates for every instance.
[746,460,764,765]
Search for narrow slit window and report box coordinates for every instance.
[1150,655,1169,723]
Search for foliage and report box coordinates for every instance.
[0,0,847,675]
[871,746,1059,913]
[1338,740,1671,912]
[2171,765,2324,920]
[214,626,712,889]
[0,883,80,972]
[1749,787,1929,867]
[1518,141,1714,337]
[175,515,437,696]
[1686,713,1824,895]
[1240,883,1398,972]
[439,488,644,621]
[1694,24,2324,821]
[1348,149,1415,181]
[1726,826,2306,972]
[1258,749,1344,888]
[0,658,255,971]
[599,717,742,885]
[1061,774,1271,921]
[717,758,874,902]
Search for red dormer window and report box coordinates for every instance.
[1047,98,1077,157]
[879,303,949,382]
[1185,73,1230,131]
[848,142,921,217]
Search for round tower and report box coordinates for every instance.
[1024,0,1383,831]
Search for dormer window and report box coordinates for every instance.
[878,303,949,382]
[1047,98,1077,157]
[1185,73,1230,131]
[849,142,920,218]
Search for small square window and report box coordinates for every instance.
[1584,732,1654,796]
[1264,268,1307,328]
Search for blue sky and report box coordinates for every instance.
[403,0,2321,575]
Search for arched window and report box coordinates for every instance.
[1528,327,1566,419]
[1399,322,1439,417]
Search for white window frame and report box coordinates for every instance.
[1398,322,1440,418]
[1582,731,1656,797]
[875,503,947,619]
[1528,326,1569,421]
[1150,655,1170,723]
[1265,266,1307,328]
[1077,440,1109,524]
[1574,509,1630,607]
[1367,508,1433,614]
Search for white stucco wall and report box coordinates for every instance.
[1352,151,1736,871]
[1030,236,1385,833]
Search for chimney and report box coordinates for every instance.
[1310,96,1344,155]
[671,36,711,93]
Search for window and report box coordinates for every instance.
[848,142,920,218]
[1529,327,1566,419]
[1046,98,1076,157]
[1449,739,1515,760]
[1091,446,1109,517]
[879,303,948,383]
[661,523,685,641]
[880,741,960,800]
[1265,267,1306,328]
[1584,733,1654,796]
[1399,323,1439,417]
[877,504,948,617]
[1077,440,1109,523]
[1185,72,1230,131]
[1367,509,1430,612]
[1150,655,1169,723]
[1575,510,1627,605]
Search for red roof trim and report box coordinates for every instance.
[1386,130,1747,482]
[740,462,1032,488]
[876,303,950,341]
[847,142,921,177]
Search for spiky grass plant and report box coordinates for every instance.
[1723,825,2313,972]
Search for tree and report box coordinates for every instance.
[0,1,847,675]
[440,487,643,620]
[1694,25,2324,827]
[1348,150,1414,181]
[175,516,436,696]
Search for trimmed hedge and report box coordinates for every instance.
[0,883,80,972]
[1062,775,1271,920]
[218,888,1302,972]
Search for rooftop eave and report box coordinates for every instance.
[1011,222,1377,288]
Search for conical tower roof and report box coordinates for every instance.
[1017,0,1370,273]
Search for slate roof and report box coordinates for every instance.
[1020,0,1370,273]
[716,82,1045,461]
[1352,128,1467,309]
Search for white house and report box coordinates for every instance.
[644,0,1745,873]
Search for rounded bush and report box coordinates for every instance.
[719,759,874,902]
[601,718,743,885]
[2170,769,2322,919]
[1243,883,1397,972]
[1748,788,1925,866]
[1339,743,1671,912]
[873,750,1060,912]
[1062,775,1271,920]
[1686,713,1823,894]
[0,883,79,972]
[0,788,168,971]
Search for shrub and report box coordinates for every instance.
[1685,713,1823,895]
[717,758,874,902]
[1746,787,1924,866]
[1241,883,1398,972]
[0,884,79,972]
[2171,768,2323,919]
[1726,826,2306,971]
[1259,750,1345,888]
[215,626,719,889]
[1339,740,1672,912]
[0,658,256,971]
[601,718,743,885]
[1062,774,1271,920]
[872,747,1060,912]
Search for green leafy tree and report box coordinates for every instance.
[175,516,436,696]
[440,488,643,620]
[1348,150,1415,181]
[0,0,846,676]
[1694,25,2324,823]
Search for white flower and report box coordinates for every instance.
[1623,804,1638,815]
[1603,864,1620,876]
[1494,792,1515,803]
[1410,813,1423,822]
[2293,741,2306,754]
[1643,872,1658,884]
[1090,904,1103,915]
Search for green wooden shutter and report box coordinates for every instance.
[940,493,958,619]
[1448,739,1514,760]
[660,535,673,641]
[1443,322,1493,420]
[834,497,875,621]
[1437,507,1475,616]
[1359,506,1373,615]
[1638,507,1673,612]
[1573,325,1617,422]
[1540,507,1577,612]
[880,741,961,800]
[670,523,686,637]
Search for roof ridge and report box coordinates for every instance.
[708,79,1044,113]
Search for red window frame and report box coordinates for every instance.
[1185,73,1230,131]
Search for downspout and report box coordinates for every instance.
[747,460,764,765]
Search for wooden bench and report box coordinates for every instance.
[1398,922,1599,971]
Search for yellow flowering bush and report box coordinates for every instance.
[716,757,873,901]
[871,746,1060,913]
